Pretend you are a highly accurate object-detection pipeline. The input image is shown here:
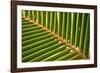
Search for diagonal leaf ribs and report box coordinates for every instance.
[22,10,90,62]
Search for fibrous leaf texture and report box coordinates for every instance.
[22,10,90,62]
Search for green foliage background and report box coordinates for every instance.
[22,10,90,62]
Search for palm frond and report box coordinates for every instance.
[21,10,90,62]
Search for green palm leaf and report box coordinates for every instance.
[21,10,90,62]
